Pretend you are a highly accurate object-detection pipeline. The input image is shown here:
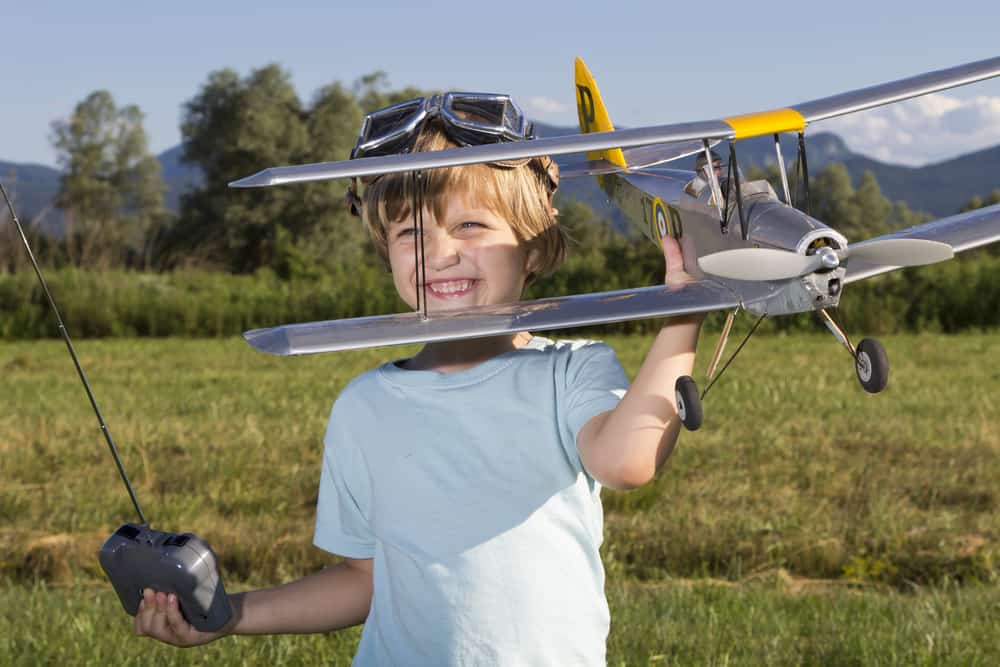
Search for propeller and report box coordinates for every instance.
[698,239,954,281]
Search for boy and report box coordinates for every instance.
[135,93,702,664]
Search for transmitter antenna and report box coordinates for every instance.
[1,182,147,524]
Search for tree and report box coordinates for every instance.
[959,189,1000,213]
[810,163,860,237]
[170,66,425,274]
[847,171,892,239]
[169,65,311,271]
[51,90,165,268]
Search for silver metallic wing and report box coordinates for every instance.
[844,204,1000,283]
[230,57,1000,188]
[243,279,768,356]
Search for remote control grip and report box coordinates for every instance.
[99,523,233,632]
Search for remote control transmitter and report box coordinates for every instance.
[100,523,233,632]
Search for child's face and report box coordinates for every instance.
[386,194,532,313]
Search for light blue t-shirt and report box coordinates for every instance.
[314,337,629,666]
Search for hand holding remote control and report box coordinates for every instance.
[100,523,234,633]
[134,587,237,646]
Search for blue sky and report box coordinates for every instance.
[4,1,999,168]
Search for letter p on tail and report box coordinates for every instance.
[574,57,626,168]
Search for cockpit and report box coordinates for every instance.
[685,159,774,207]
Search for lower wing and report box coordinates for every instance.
[243,279,769,356]
[844,204,1000,284]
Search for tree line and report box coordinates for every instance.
[0,63,998,337]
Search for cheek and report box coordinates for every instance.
[387,249,415,292]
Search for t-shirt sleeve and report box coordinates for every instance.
[563,341,630,449]
[313,401,376,559]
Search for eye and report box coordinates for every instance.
[458,221,486,231]
[394,227,417,239]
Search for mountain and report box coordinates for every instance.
[0,148,203,234]
[535,122,998,219]
[842,145,1000,216]
[0,160,63,233]
[1,130,997,233]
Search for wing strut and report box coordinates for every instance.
[774,134,792,204]
[702,139,725,220]
[796,132,812,215]
[728,140,748,240]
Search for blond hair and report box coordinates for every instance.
[358,123,565,282]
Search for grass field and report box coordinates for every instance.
[2,331,999,664]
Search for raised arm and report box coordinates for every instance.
[135,556,373,647]
[577,235,703,489]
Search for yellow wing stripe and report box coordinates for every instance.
[723,108,806,140]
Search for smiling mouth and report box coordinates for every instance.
[421,279,478,298]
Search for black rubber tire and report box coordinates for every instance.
[675,375,703,431]
[855,338,889,393]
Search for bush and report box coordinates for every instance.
[2,254,998,340]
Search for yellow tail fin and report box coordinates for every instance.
[574,57,626,168]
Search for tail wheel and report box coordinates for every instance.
[675,375,703,431]
[855,338,889,393]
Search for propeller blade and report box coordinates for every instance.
[698,248,822,281]
[843,238,954,267]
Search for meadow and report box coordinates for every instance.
[2,331,999,664]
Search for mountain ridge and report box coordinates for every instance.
[2,129,997,232]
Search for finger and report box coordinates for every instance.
[135,598,147,636]
[135,589,156,636]
[164,593,195,641]
[147,592,173,640]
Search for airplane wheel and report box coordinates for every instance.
[855,338,889,394]
[675,375,703,431]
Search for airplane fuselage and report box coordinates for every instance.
[600,167,849,316]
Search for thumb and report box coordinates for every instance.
[660,235,685,277]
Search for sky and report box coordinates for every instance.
[3,1,999,169]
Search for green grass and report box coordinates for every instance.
[4,580,1000,665]
[2,332,999,663]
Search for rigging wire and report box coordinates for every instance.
[700,314,767,400]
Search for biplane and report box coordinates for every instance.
[230,56,1000,430]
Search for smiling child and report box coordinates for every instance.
[135,93,702,666]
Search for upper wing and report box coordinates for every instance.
[231,57,1000,188]
[844,204,1000,284]
[243,279,765,356]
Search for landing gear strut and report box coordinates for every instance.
[817,309,889,393]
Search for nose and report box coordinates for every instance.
[422,226,460,271]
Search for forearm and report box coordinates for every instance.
[586,318,701,488]
[231,559,372,635]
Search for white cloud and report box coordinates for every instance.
[524,96,570,116]
[822,93,1000,166]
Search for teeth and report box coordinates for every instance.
[428,280,473,294]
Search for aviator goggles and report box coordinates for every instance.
[346,92,559,217]
[351,92,535,159]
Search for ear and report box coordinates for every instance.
[524,245,543,276]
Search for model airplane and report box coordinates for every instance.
[230,56,1000,430]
